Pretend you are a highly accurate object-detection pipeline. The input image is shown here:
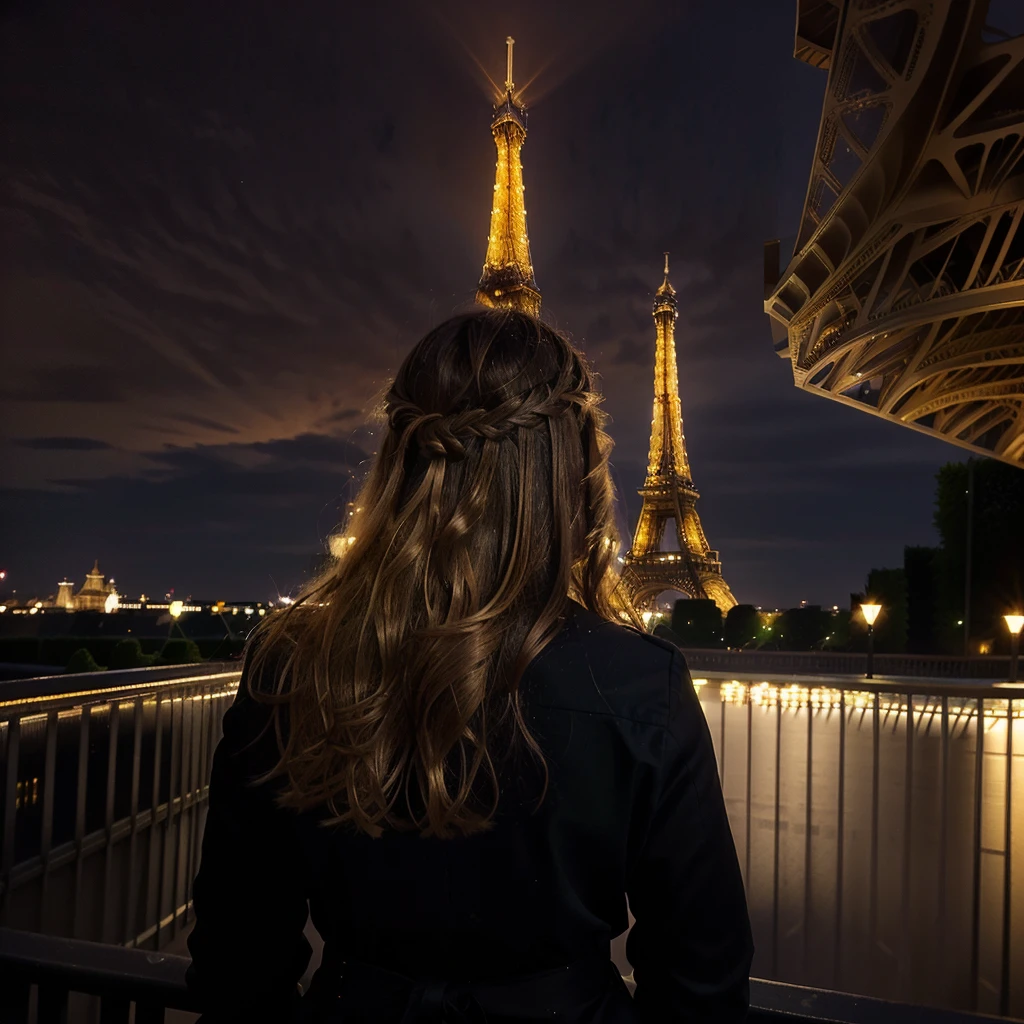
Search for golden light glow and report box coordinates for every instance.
[716,680,1024,720]
[329,534,356,559]
[169,600,184,619]
[104,591,119,614]
[861,602,882,626]
[1005,613,1024,636]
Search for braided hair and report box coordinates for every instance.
[247,308,633,839]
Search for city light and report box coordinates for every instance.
[860,603,882,626]
[860,602,882,679]
[169,600,184,619]
[1006,613,1024,684]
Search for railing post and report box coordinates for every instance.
[833,687,846,989]
[802,692,813,978]
[0,717,20,925]
[71,706,92,939]
[1000,698,1013,1017]
[101,698,121,943]
[900,691,914,998]
[970,696,984,1010]
[772,698,782,977]
[39,709,59,933]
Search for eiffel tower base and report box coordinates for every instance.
[620,560,737,617]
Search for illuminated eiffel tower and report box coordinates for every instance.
[622,256,736,614]
[476,37,541,317]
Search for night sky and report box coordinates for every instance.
[1,0,968,608]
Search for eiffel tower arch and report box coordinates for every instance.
[621,258,737,616]
[766,0,1024,465]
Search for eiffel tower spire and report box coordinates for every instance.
[476,37,541,317]
[622,257,736,615]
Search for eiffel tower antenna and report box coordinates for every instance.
[505,36,515,96]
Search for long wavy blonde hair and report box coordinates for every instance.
[247,309,636,838]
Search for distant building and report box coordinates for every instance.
[54,580,75,610]
[73,560,117,612]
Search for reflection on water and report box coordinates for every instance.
[696,677,1022,1017]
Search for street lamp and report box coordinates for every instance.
[861,602,882,679]
[1005,613,1024,683]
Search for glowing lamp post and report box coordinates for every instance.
[860,602,882,679]
[1005,613,1024,683]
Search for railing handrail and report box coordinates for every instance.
[0,925,202,1012]
[678,646,1021,685]
[683,646,1012,665]
[0,927,1015,1024]
[0,662,242,714]
[689,669,1024,698]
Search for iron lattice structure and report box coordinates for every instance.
[765,0,1024,465]
[622,260,737,614]
[476,37,541,317]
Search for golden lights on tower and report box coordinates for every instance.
[476,36,541,317]
[646,252,691,483]
[622,255,736,615]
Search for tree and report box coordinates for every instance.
[934,459,1024,653]
[774,606,831,651]
[724,605,760,648]
[159,638,203,665]
[865,567,907,652]
[66,648,106,674]
[670,599,723,648]
[904,546,939,654]
[109,638,156,670]
[823,608,851,649]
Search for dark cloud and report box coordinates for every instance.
[15,437,114,451]
[0,0,953,606]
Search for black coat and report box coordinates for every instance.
[186,600,754,1022]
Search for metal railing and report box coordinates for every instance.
[687,673,1024,1019]
[1,927,1016,1024]
[0,665,239,949]
[682,647,1016,679]
[2,665,1023,1019]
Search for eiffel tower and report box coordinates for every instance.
[621,256,736,614]
[476,37,541,317]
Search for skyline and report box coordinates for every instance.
[0,0,972,607]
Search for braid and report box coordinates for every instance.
[387,374,595,462]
